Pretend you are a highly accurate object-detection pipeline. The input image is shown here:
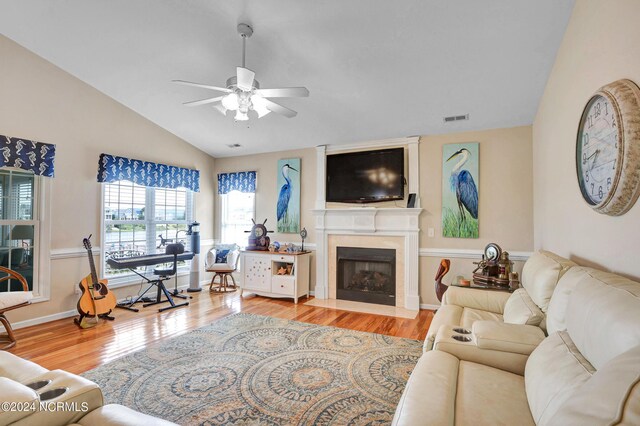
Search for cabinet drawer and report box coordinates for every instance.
[271,276,295,295]
[274,254,295,263]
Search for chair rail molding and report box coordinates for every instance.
[419,248,532,261]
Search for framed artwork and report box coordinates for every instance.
[276,158,300,233]
[442,142,479,238]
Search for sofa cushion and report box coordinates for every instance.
[525,331,595,424]
[503,288,544,326]
[455,361,534,426]
[392,350,459,426]
[565,268,640,370]
[521,250,575,313]
[0,290,33,309]
[545,267,588,335]
[461,308,503,329]
[442,286,511,314]
[542,346,640,426]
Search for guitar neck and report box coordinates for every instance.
[87,247,99,284]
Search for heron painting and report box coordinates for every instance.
[276,158,301,233]
[442,143,479,238]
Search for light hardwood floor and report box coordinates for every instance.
[8,291,434,374]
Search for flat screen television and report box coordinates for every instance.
[326,148,405,203]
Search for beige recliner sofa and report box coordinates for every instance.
[424,250,576,353]
[393,257,640,425]
[0,351,176,426]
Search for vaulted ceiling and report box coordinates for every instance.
[0,1,574,157]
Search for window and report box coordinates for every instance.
[0,169,39,293]
[102,180,194,279]
[220,190,255,247]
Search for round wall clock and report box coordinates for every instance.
[576,79,640,216]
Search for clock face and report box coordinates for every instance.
[576,94,622,206]
[253,226,264,237]
[484,243,501,262]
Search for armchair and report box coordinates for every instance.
[205,243,240,293]
[0,266,33,350]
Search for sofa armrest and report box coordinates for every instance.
[433,324,536,375]
[0,377,40,424]
[472,321,545,355]
[392,351,458,426]
[442,286,511,314]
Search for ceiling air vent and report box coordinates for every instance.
[227,143,242,148]
[443,114,469,123]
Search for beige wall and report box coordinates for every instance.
[418,126,534,305]
[215,127,534,306]
[214,148,317,289]
[0,35,216,323]
[533,0,640,279]
[419,127,534,251]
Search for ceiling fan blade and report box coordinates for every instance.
[263,98,298,118]
[236,67,255,91]
[172,80,233,93]
[182,96,225,107]
[255,87,309,98]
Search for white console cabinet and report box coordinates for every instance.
[240,251,311,303]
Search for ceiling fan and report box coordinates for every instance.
[173,23,309,121]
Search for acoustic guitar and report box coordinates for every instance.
[76,235,116,327]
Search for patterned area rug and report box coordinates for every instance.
[83,313,423,425]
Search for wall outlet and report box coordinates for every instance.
[428,227,435,238]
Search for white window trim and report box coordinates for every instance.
[99,183,195,287]
[3,174,52,303]
[0,170,51,302]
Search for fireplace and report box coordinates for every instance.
[336,247,396,306]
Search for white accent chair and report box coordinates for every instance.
[205,243,240,293]
[0,266,32,350]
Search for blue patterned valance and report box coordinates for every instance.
[218,171,256,194]
[97,154,200,192]
[0,135,56,177]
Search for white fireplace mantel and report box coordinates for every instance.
[312,208,422,310]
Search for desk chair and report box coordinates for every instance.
[143,243,189,312]
[0,267,32,350]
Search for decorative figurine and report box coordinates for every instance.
[245,219,273,251]
[300,227,307,251]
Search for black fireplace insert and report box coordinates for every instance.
[336,247,396,306]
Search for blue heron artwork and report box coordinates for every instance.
[276,158,301,233]
[442,142,479,238]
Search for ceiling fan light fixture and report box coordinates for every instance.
[174,22,308,121]
[234,110,249,121]
[221,93,239,110]
[213,103,228,116]
[251,95,271,118]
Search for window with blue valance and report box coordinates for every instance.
[97,153,200,192]
[218,171,256,194]
[0,135,56,177]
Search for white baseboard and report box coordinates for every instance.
[420,303,440,311]
[12,309,78,330]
